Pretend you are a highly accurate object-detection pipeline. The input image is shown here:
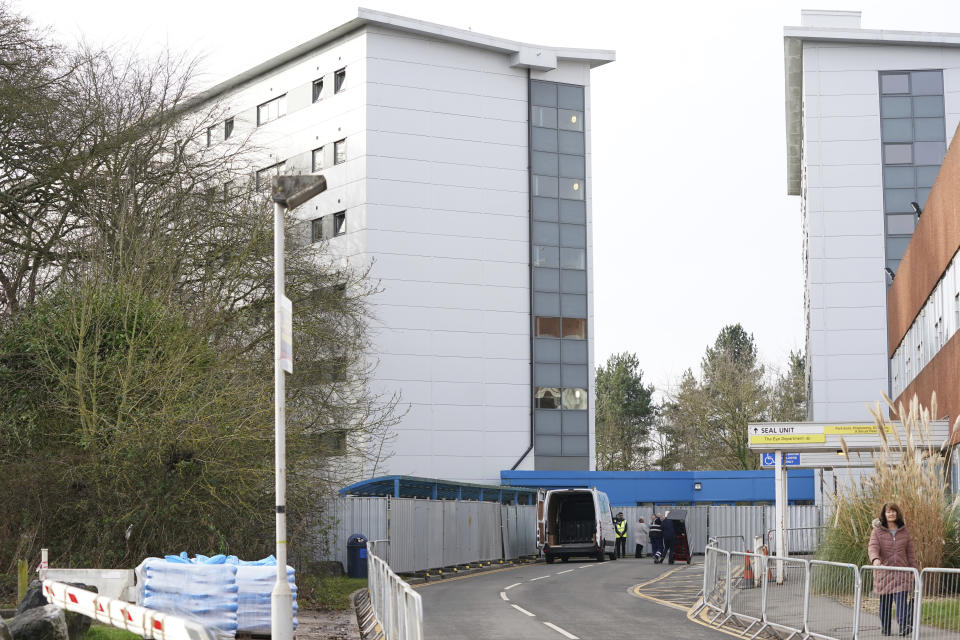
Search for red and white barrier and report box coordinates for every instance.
[43,581,213,640]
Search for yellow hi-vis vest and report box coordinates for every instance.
[616,520,628,538]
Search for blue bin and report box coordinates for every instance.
[347,533,368,579]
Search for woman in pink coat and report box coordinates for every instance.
[867,502,917,636]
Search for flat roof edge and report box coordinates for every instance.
[783,25,960,47]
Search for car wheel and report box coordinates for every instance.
[596,543,605,562]
[546,553,555,564]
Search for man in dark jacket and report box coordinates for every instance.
[661,510,677,564]
[649,515,664,562]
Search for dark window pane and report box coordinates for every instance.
[562,364,588,387]
[557,85,584,110]
[531,81,557,107]
[887,214,916,235]
[536,409,562,434]
[533,267,559,292]
[887,236,911,261]
[312,78,324,102]
[559,200,586,224]
[535,338,561,363]
[534,293,560,316]
[562,318,587,339]
[914,118,945,142]
[558,154,585,179]
[224,118,234,140]
[535,435,562,454]
[534,388,561,410]
[532,106,557,128]
[881,73,909,94]
[562,411,588,434]
[884,188,916,213]
[560,247,585,270]
[535,364,561,386]
[562,435,588,456]
[333,212,346,236]
[884,144,912,164]
[560,269,586,294]
[910,70,942,95]
[312,147,324,172]
[334,68,346,93]
[532,151,558,176]
[916,166,940,188]
[311,218,324,242]
[535,317,561,338]
[558,130,584,155]
[881,119,912,143]
[561,294,587,317]
[559,224,586,247]
[533,222,559,245]
[914,141,945,165]
[558,109,583,132]
[533,197,559,221]
[533,245,559,267]
[917,187,931,208]
[561,388,588,410]
[883,166,914,188]
[881,96,911,118]
[913,95,944,117]
[562,339,588,364]
[532,127,558,152]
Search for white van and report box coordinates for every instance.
[537,488,617,563]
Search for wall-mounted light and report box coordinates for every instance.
[693,482,702,491]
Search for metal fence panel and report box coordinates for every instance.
[686,506,710,554]
[807,560,859,640]
[729,551,765,631]
[760,555,808,637]
[858,565,921,639]
[702,547,731,621]
[919,568,960,640]
[711,506,766,552]
[322,497,389,570]
[516,506,537,556]
[478,503,502,562]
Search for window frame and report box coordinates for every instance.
[333,211,346,237]
[257,94,287,126]
[224,118,234,140]
[334,68,346,94]
[334,139,346,165]
[312,146,324,173]
[312,78,324,103]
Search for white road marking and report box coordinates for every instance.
[500,591,509,601]
[544,622,579,639]
[504,583,522,590]
[578,565,593,568]
[557,569,574,574]
[529,575,550,581]
[511,604,536,617]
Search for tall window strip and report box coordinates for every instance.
[879,70,946,275]
[529,80,589,470]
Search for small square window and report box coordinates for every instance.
[561,318,586,339]
[224,118,234,140]
[535,387,561,410]
[561,388,588,410]
[533,245,559,268]
[334,68,346,94]
[333,211,346,237]
[535,317,561,338]
[884,144,912,165]
[312,147,324,172]
[312,78,324,103]
[334,139,346,165]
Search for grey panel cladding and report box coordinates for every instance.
[878,70,945,274]
[530,79,588,468]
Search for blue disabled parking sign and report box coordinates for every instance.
[761,452,800,467]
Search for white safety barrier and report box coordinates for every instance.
[758,554,809,639]
[918,568,960,639]
[367,541,423,640]
[695,545,731,623]
[858,565,921,639]
[726,551,766,634]
[43,580,213,640]
[806,560,859,640]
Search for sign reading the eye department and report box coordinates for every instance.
[747,421,949,452]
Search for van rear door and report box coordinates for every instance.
[537,488,547,550]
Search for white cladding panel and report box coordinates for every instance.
[803,41,960,422]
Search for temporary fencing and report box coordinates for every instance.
[806,560,859,640]
[710,535,747,553]
[765,526,827,555]
[918,568,960,640]
[366,541,423,640]
[43,580,214,640]
[701,545,960,640]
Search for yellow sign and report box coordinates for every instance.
[749,434,826,444]
[824,424,892,435]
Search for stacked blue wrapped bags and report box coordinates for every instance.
[135,554,297,637]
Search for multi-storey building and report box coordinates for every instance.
[196,9,613,484]
[784,9,960,421]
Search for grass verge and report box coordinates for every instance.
[82,626,142,640]
[297,575,368,610]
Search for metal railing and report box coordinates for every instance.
[700,545,960,640]
[709,535,748,552]
[764,526,827,554]
[367,540,423,640]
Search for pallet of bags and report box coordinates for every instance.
[232,556,298,634]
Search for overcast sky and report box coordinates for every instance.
[20,0,960,396]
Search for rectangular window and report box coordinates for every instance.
[318,430,347,456]
[255,161,285,191]
[535,387,561,409]
[334,139,346,165]
[312,147,324,172]
[333,211,346,237]
[334,68,346,93]
[561,388,588,410]
[312,78,324,103]
[535,317,561,338]
[224,118,234,140]
[206,125,216,147]
[533,245,559,268]
[560,248,585,270]
[311,218,324,242]
[257,95,287,126]
[561,318,587,339]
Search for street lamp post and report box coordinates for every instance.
[269,175,327,640]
